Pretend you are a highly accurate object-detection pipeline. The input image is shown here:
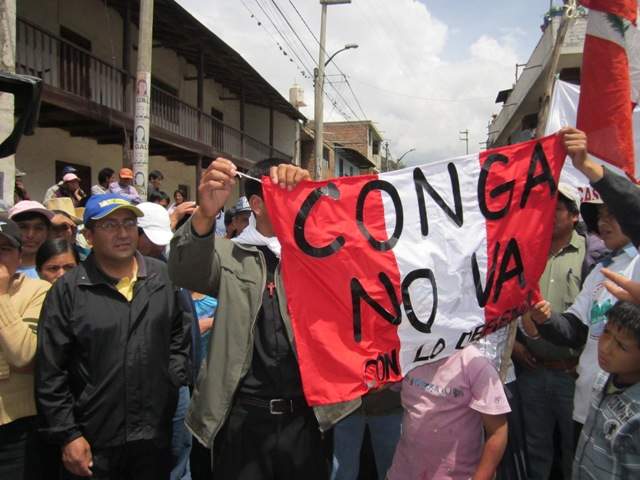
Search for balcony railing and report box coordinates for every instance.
[16,18,291,162]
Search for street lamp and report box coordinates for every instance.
[397,148,415,164]
[324,44,358,67]
[314,0,352,180]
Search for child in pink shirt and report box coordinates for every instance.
[387,344,510,480]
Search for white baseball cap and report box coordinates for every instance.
[136,202,173,246]
[557,183,581,209]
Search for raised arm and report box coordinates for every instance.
[168,158,236,296]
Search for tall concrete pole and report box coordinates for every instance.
[0,0,16,205]
[133,0,154,201]
[313,3,327,180]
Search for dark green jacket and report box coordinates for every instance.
[168,220,360,448]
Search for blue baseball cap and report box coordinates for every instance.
[83,194,143,224]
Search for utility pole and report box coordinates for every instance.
[132,0,154,201]
[459,129,469,155]
[384,141,389,172]
[0,0,16,205]
[535,1,573,138]
[314,0,351,180]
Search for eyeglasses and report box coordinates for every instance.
[95,218,138,231]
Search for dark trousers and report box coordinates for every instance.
[0,416,43,480]
[496,382,529,480]
[213,403,329,480]
[62,440,170,480]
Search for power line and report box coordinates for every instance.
[251,0,314,76]
[253,0,349,118]
[247,0,355,120]
[269,0,361,120]
[240,0,309,79]
[286,0,368,119]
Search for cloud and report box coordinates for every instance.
[178,0,521,165]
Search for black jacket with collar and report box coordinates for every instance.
[35,252,192,448]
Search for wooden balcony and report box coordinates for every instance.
[15,17,291,166]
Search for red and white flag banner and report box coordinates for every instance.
[263,135,566,406]
[578,0,640,180]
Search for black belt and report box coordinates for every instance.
[235,394,309,415]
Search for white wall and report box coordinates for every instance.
[17,0,299,185]
[16,128,195,203]
[272,110,297,157]
[244,104,269,144]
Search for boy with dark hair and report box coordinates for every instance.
[573,301,640,479]
[148,170,164,194]
[91,168,115,196]
[149,190,170,209]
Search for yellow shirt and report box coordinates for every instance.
[0,274,51,425]
[115,260,138,302]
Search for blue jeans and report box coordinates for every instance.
[517,367,576,480]
[331,411,401,480]
[170,386,192,480]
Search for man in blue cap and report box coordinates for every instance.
[36,193,192,480]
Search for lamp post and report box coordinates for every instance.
[314,0,353,180]
[396,147,415,166]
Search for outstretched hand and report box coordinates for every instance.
[602,268,640,304]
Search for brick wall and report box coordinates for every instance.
[324,123,369,159]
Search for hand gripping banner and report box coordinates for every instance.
[263,134,566,405]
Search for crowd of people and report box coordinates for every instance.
[0,127,638,480]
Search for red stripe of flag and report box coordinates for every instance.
[264,174,402,405]
[478,137,566,328]
[581,0,637,23]
[577,34,636,179]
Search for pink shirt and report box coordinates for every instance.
[388,344,510,480]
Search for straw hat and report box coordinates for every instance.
[45,197,83,224]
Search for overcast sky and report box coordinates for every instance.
[177,0,555,164]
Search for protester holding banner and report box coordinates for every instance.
[530,132,638,431]
[561,127,640,248]
[515,183,586,480]
[168,158,359,480]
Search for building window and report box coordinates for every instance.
[372,141,380,155]
[56,161,91,196]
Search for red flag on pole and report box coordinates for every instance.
[577,0,639,180]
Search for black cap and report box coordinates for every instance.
[0,213,22,248]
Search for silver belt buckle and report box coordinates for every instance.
[269,398,291,415]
